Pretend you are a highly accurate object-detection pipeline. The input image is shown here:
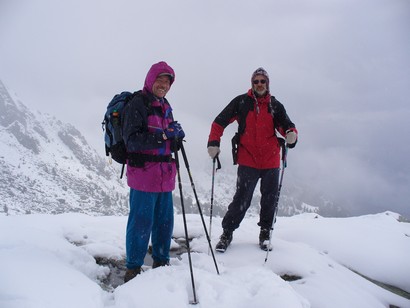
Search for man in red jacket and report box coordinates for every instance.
[207,67,298,252]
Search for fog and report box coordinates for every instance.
[1,0,409,217]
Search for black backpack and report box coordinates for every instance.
[102,91,136,177]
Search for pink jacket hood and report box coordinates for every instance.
[143,61,175,95]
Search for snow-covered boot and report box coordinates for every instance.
[215,230,233,253]
[124,267,142,283]
[259,228,272,251]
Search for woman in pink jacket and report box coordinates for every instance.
[121,61,184,282]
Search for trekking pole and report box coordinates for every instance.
[209,155,221,245]
[180,142,220,275]
[264,139,288,264]
[174,140,198,304]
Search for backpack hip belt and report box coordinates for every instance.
[127,153,173,168]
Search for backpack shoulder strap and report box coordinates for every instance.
[236,94,253,135]
[121,90,152,137]
[130,90,152,110]
[268,96,277,117]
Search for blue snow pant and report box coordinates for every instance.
[222,165,280,232]
[126,188,174,269]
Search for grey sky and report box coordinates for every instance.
[1,0,409,217]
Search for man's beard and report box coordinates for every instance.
[254,89,268,97]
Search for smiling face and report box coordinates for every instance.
[152,75,171,98]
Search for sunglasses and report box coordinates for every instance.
[253,79,266,85]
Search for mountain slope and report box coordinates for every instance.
[0,79,128,215]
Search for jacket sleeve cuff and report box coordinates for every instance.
[207,140,220,147]
[287,127,298,134]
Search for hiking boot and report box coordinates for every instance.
[215,230,233,253]
[259,228,273,251]
[124,267,142,283]
[152,260,170,269]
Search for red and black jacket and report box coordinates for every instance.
[207,90,297,169]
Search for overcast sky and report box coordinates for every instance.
[1,0,409,217]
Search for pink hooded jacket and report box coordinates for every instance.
[125,61,177,192]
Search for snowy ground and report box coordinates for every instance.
[1,211,409,308]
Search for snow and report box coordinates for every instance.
[1,211,409,308]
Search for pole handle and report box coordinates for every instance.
[213,155,222,170]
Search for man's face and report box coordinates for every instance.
[152,75,171,98]
[252,75,268,96]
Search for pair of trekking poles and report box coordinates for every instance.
[175,138,287,304]
[174,139,219,305]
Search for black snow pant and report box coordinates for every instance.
[221,165,280,232]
